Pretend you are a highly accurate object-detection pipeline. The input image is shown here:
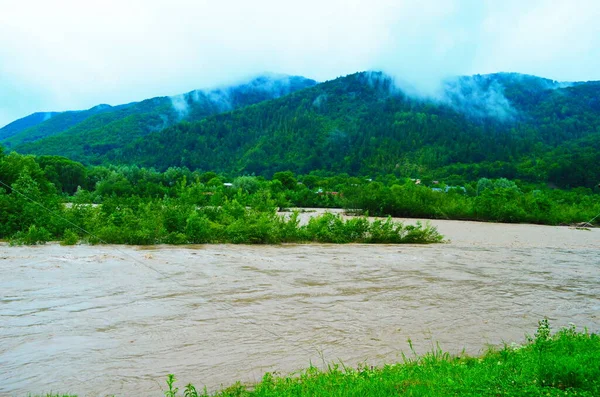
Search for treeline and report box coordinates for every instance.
[0,149,442,245]
[345,177,600,225]
[1,149,598,245]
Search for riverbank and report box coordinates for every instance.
[33,321,600,396]
[284,208,600,250]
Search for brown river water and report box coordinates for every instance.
[1,217,599,396]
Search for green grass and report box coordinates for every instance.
[31,320,600,397]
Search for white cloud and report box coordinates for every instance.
[0,0,599,126]
[473,0,600,81]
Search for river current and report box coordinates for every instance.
[1,218,599,396]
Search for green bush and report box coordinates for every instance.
[367,218,401,243]
[305,213,350,243]
[185,212,214,243]
[9,225,52,246]
[164,232,188,244]
[60,229,79,245]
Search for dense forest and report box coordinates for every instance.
[4,72,599,189]
[1,74,316,162]
[1,148,598,245]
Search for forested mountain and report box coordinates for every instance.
[111,72,600,187]
[3,74,316,162]
[0,111,60,140]
[7,71,600,188]
[2,104,128,146]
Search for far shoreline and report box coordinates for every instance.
[1,215,597,250]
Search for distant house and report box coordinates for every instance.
[316,188,341,196]
[444,186,466,193]
[223,183,233,188]
[430,185,466,194]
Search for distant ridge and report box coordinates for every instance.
[0,112,60,140]
[3,71,600,188]
[1,74,317,160]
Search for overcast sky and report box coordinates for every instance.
[1,0,599,127]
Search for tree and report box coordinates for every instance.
[232,176,260,194]
[273,171,297,190]
[37,155,87,195]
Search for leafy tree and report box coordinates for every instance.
[232,176,261,194]
[273,171,297,190]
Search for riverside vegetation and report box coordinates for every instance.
[1,148,599,245]
[32,320,600,396]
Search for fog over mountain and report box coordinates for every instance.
[0,74,316,161]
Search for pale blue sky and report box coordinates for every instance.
[1,0,599,127]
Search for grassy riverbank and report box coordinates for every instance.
[34,320,599,397]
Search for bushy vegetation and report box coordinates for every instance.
[345,177,600,224]
[34,320,600,396]
[1,149,598,245]
[29,195,443,245]
[0,150,447,245]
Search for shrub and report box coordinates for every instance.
[60,229,79,245]
[185,213,214,243]
[9,225,52,246]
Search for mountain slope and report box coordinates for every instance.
[6,74,317,162]
[8,71,600,188]
[0,111,60,140]
[98,72,598,182]
[3,104,130,147]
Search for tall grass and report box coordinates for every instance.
[32,320,600,397]
[170,320,599,397]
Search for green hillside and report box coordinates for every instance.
[5,74,316,162]
[2,104,130,146]
[8,71,600,188]
[109,72,600,188]
[0,111,60,140]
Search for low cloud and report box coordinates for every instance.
[169,94,189,120]
[438,76,517,122]
[1,0,599,127]
[169,73,314,118]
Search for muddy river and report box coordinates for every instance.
[1,218,599,396]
